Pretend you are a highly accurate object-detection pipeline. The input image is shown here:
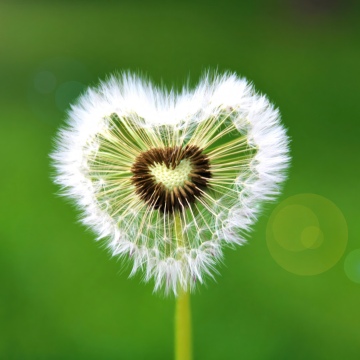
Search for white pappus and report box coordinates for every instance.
[51,71,290,296]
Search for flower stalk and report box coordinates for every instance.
[175,213,192,360]
[175,290,192,360]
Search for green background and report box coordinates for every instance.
[1,1,360,359]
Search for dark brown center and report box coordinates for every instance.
[131,145,211,213]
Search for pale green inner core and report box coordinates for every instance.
[150,159,192,190]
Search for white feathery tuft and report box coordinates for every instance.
[51,71,290,296]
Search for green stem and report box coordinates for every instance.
[174,213,192,360]
[175,290,192,360]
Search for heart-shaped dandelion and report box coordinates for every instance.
[52,72,290,295]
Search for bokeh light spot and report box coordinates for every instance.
[55,81,85,112]
[33,71,57,94]
[266,194,347,276]
[27,58,91,123]
[344,249,360,284]
[301,226,323,249]
[272,204,319,252]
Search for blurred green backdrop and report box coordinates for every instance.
[1,1,360,359]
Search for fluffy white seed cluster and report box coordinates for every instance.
[51,71,290,295]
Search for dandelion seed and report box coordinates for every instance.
[51,71,290,295]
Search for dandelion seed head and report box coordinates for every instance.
[51,71,290,296]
